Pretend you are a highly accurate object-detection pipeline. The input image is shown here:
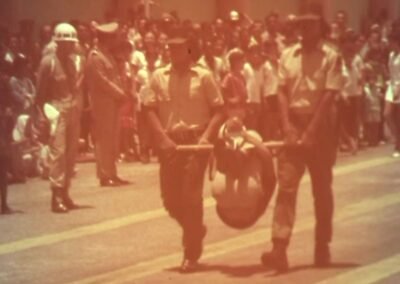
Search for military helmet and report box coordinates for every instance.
[53,23,78,42]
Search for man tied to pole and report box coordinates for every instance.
[144,33,224,273]
[261,13,342,272]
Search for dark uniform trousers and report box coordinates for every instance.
[0,113,12,210]
[159,131,209,261]
[0,154,9,210]
[262,96,282,141]
[272,111,338,247]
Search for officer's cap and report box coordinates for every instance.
[94,22,119,35]
[166,29,188,46]
[295,13,321,23]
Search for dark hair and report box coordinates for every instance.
[13,53,28,72]
[228,48,244,67]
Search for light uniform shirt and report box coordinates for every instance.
[385,51,400,104]
[36,54,82,109]
[279,42,343,114]
[145,65,223,132]
[243,62,263,104]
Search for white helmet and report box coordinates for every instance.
[53,23,78,42]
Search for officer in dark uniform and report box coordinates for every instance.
[145,34,224,273]
[261,13,342,272]
[86,23,131,187]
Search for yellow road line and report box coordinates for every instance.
[316,253,400,284]
[72,186,400,284]
[0,157,396,257]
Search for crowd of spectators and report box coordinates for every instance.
[1,6,400,185]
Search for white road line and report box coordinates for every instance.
[0,157,396,257]
[72,187,400,284]
[316,253,400,284]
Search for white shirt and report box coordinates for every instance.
[197,56,226,84]
[261,61,279,98]
[342,54,364,98]
[130,50,147,69]
[243,62,263,104]
[386,51,400,103]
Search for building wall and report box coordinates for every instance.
[1,0,399,34]
[152,0,217,21]
[322,0,400,32]
[248,0,300,20]
[323,0,370,32]
[0,0,109,31]
[1,0,301,31]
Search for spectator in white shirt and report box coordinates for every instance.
[384,29,400,157]
[9,53,35,115]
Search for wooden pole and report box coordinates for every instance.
[176,141,285,152]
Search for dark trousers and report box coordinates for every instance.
[0,154,9,210]
[261,96,282,141]
[347,97,363,142]
[338,97,362,146]
[272,113,337,246]
[385,103,400,151]
[137,110,151,155]
[159,134,209,261]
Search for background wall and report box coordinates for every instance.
[152,0,217,21]
[248,0,300,20]
[322,0,369,32]
[1,0,399,34]
[0,0,110,28]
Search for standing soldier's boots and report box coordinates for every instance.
[51,187,68,213]
[61,188,80,210]
[314,243,331,267]
[261,240,289,273]
[1,185,12,214]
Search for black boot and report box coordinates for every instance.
[51,187,68,213]
[261,239,289,273]
[1,183,13,214]
[61,188,80,210]
[314,243,331,267]
[180,225,207,273]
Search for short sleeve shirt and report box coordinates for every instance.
[386,51,400,104]
[145,65,223,131]
[262,61,279,97]
[279,42,343,114]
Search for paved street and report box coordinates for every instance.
[0,145,400,284]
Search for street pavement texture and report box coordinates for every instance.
[0,145,399,284]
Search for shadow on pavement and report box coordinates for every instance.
[167,263,270,278]
[264,262,360,277]
[167,262,360,278]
